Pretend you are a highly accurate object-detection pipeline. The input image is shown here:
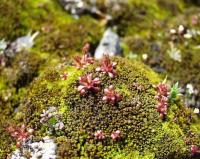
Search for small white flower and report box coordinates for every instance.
[142,54,148,60]
[55,121,65,130]
[186,84,194,94]
[178,25,185,34]
[184,33,192,39]
[194,108,199,114]
[40,107,57,123]
[48,107,56,113]
[40,109,48,117]
[170,29,176,34]
[167,43,181,62]
[0,39,7,53]
[28,128,34,134]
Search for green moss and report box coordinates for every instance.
[150,98,200,159]
[0,0,26,40]
[116,84,131,97]
[0,1,200,158]
[0,0,72,40]
[0,56,196,158]
[58,58,161,158]
[105,150,155,159]
[0,118,17,159]
[0,50,45,124]
[35,16,103,57]
[0,0,99,127]
[123,5,200,108]
[152,122,187,159]
[0,87,24,122]
[109,0,185,36]
[11,51,44,88]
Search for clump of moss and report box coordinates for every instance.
[0,0,71,40]
[0,0,26,40]
[0,47,198,158]
[35,16,103,56]
[106,0,185,36]
[0,50,46,130]
[9,51,44,88]
[0,124,13,159]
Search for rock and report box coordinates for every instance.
[4,31,39,60]
[32,152,42,158]
[14,31,39,52]
[41,154,56,159]
[11,137,57,159]
[94,28,122,59]
[59,0,86,18]
[30,142,39,149]
[59,0,112,20]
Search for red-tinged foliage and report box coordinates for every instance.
[155,83,169,120]
[96,55,117,78]
[74,43,94,69]
[82,43,90,54]
[156,83,169,97]
[102,85,122,105]
[78,74,101,96]
[6,124,33,147]
[94,130,105,140]
[191,145,199,154]
[111,130,121,140]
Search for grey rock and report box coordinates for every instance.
[14,31,39,52]
[59,0,112,20]
[4,31,39,59]
[11,137,57,159]
[95,28,122,59]
[60,0,86,18]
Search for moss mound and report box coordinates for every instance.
[0,0,103,127]
[0,51,199,159]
